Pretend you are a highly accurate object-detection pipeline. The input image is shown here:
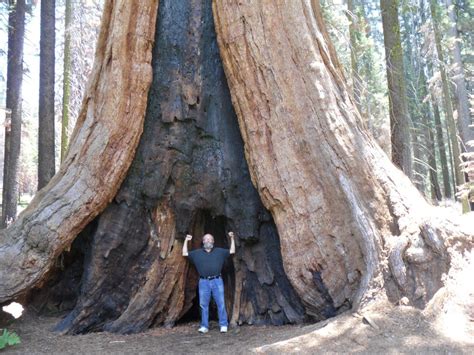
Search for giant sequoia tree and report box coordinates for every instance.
[0,0,472,335]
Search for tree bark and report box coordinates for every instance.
[2,0,26,227]
[380,0,413,179]
[52,0,304,334]
[0,0,159,302]
[38,0,56,189]
[213,0,472,316]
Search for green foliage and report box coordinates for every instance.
[0,329,21,350]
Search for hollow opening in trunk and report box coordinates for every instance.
[178,210,235,324]
[27,219,97,314]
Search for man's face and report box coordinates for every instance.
[203,234,214,249]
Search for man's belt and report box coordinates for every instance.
[200,274,221,280]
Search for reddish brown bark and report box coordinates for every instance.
[212,0,473,317]
[0,0,159,303]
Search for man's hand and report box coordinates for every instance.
[185,234,193,241]
[228,231,236,255]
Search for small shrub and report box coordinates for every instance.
[0,329,21,350]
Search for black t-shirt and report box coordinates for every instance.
[187,248,230,277]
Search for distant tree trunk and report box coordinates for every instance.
[380,0,413,179]
[429,0,464,188]
[445,0,473,152]
[2,0,26,227]
[401,10,426,193]
[425,48,453,199]
[432,102,452,198]
[60,0,72,162]
[418,0,441,201]
[38,0,56,189]
[420,69,442,201]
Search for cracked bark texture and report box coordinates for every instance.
[0,0,158,303]
[212,0,473,318]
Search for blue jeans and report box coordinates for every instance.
[198,277,228,329]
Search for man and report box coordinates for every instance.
[182,231,235,333]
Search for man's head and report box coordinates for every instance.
[202,234,214,250]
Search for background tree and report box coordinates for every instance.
[429,0,464,187]
[321,0,391,154]
[445,0,473,153]
[346,0,363,114]
[380,0,413,178]
[60,0,71,162]
[38,0,55,189]
[58,0,102,162]
[401,3,428,193]
[2,0,26,227]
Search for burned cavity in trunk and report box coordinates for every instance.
[29,0,307,334]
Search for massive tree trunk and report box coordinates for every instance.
[212,0,472,315]
[0,0,158,301]
[5,0,305,334]
[2,0,26,227]
[50,0,304,334]
[38,0,56,189]
[380,0,413,179]
[0,0,472,336]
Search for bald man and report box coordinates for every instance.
[182,232,235,333]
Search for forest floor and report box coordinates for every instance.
[3,299,473,354]
[2,241,473,354]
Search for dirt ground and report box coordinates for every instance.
[1,300,472,354]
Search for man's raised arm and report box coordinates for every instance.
[228,232,236,254]
[182,234,193,256]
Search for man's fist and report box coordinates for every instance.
[228,231,234,238]
[185,234,193,241]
